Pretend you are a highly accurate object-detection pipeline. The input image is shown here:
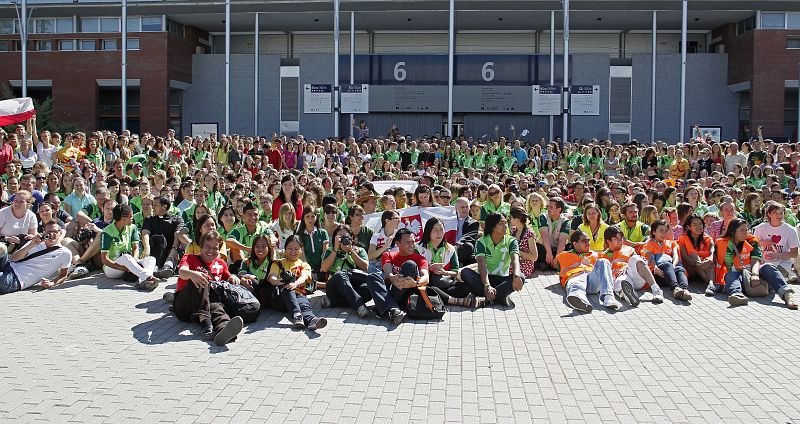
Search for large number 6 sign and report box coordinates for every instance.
[482,62,495,82]
[394,62,407,82]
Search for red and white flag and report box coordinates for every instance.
[0,97,36,126]
[364,206,458,243]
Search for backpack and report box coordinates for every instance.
[196,255,261,323]
[406,287,447,320]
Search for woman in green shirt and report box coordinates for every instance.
[297,207,330,278]
[319,225,371,318]
[238,234,276,302]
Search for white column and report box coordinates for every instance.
[121,0,128,132]
[224,0,231,134]
[679,0,688,142]
[254,12,259,135]
[333,0,340,138]
[549,10,555,143]
[350,11,355,138]
[650,10,657,143]
[562,0,570,147]
[20,0,27,98]
[447,0,455,138]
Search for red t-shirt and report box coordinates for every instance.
[176,254,231,292]
[268,149,283,170]
[272,196,304,221]
[381,251,428,275]
[0,143,13,175]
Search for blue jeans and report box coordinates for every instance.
[326,271,372,309]
[0,252,20,294]
[280,289,317,326]
[565,258,614,303]
[654,255,688,290]
[724,263,791,296]
[366,260,419,316]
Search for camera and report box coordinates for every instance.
[340,235,352,246]
[279,271,296,286]
[77,228,94,243]
[41,232,51,241]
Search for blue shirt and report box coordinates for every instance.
[513,148,528,165]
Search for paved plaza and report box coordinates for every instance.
[2,271,800,423]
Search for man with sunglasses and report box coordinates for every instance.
[0,221,72,294]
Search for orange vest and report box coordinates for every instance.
[555,250,599,287]
[641,238,676,270]
[714,236,757,285]
[605,245,636,279]
[676,233,713,260]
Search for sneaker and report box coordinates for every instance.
[566,295,593,313]
[214,316,243,345]
[307,317,327,330]
[705,282,717,296]
[789,275,799,285]
[200,320,214,340]
[673,287,692,301]
[162,291,175,303]
[620,280,640,307]
[474,296,487,308]
[69,265,89,279]
[292,314,305,329]
[388,308,407,325]
[784,291,798,310]
[356,305,370,318]
[638,292,655,302]
[602,295,621,310]
[135,277,159,292]
[154,266,174,280]
[651,285,664,304]
[728,293,749,306]
[319,295,331,309]
[500,295,515,308]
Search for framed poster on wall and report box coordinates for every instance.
[191,122,218,140]
[692,126,721,142]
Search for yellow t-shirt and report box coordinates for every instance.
[669,158,689,179]
[268,258,312,295]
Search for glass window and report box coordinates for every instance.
[762,13,786,29]
[79,39,96,51]
[36,40,53,51]
[56,18,74,33]
[59,39,74,51]
[141,16,162,32]
[100,18,119,33]
[35,19,55,34]
[788,38,800,49]
[788,13,800,30]
[0,40,14,51]
[126,17,141,32]
[102,39,117,50]
[80,18,99,33]
[0,19,13,35]
[127,38,140,50]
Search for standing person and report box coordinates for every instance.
[266,235,327,330]
[715,218,797,309]
[100,204,159,291]
[677,215,717,295]
[459,213,525,308]
[319,225,372,318]
[641,220,693,301]
[296,206,330,280]
[753,202,799,284]
[174,231,244,345]
[555,230,621,313]
[353,119,370,141]
[603,226,663,306]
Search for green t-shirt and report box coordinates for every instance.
[385,150,400,163]
[300,227,330,272]
[239,257,272,281]
[228,221,273,259]
[481,201,511,221]
[324,246,368,274]
[100,223,140,261]
[474,152,486,169]
[501,156,516,172]
[475,234,519,277]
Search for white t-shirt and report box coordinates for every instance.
[0,207,37,237]
[754,222,800,271]
[10,243,72,289]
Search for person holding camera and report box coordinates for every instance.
[0,221,73,294]
[174,230,244,345]
[319,225,371,318]
[266,234,327,331]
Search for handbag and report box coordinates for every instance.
[741,268,769,297]
[406,286,447,320]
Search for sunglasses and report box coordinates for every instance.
[488,191,500,196]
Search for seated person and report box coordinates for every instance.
[141,196,190,278]
[238,234,275,305]
[677,215,716,295]
[603,226,663,306]
[174,230,244,345]
[0,221,73,294]
[319,225,372,318]
[715,218,797,309]
[753,202,799,284]
[266,235,327,331]
[641,220,692,302]
[69,199,117,277]
[100,204,158,291]
[555,230,620,313]
[0,190,38,252]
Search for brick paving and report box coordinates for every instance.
[2,271,800,423]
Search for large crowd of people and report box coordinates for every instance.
[1,116,798,345]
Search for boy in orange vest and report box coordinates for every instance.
[602,226,664,306]
[555,230,620,313]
